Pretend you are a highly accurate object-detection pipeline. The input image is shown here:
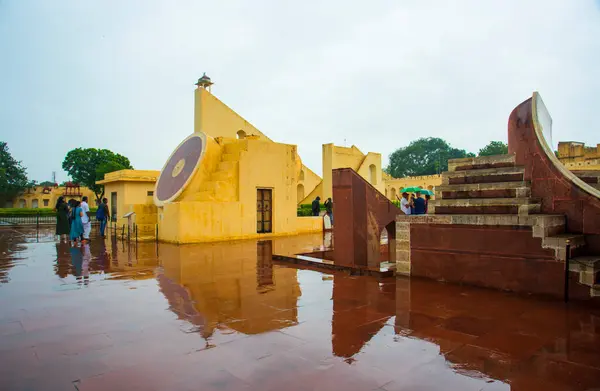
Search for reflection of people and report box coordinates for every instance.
[55,196,70,241]
[70,201,84,245]
[324,198,333,225]
[80,196,91,242]
[82,242,91,285]
[70,246,83,283]
[311,196,321,216]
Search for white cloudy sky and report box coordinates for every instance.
[1,0,599,182]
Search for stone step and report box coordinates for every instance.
[429,197,540,215]
[448,154,516,172]
[443,166,525,185]
[542,234,587,261]
[568,255,600,287]
[218,160,237,171]
[437,181,530,199]
[223,142,246,155]
[211,168,237,181]
[572,171,600,189]
[221,153,241,162]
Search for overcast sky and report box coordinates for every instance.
[1,1,599,182]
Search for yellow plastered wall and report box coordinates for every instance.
[321,143,384,200]
[193,87,320,202]
[383,174,442,200]
[158,139,322,243]
[97,170,159,227]
[558,141,600,164]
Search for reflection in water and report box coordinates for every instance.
[2,227,599,390]
[158,240,301,336]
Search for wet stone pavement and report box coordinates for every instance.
[1,227,600,391]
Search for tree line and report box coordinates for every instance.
[385,139,508,178]
[0,142,132,206]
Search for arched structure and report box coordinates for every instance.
[236,130,246,139]
[31,199,39,208]
[369,164,377,185]
[390,187,397,200]
[297,184,305,204]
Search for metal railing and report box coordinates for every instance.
[0,213,100,227]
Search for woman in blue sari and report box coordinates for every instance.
[69,201,84,245]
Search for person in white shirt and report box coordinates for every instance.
[80,196,91,241]
[399,192,412,215]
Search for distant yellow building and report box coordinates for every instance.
[95,170,159,232]
[558,141,600,171]
[7,184,96,209]
[383,174,442,200]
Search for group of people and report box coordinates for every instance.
[398,191,430,215]
[311,196,334,225]
[55,196,111,245]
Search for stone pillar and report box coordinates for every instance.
[396,219,411,276]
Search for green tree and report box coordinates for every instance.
[95,161,128,182]
[478,141,508,157]
[386,138,474,178]
[0,142,29,206]
[39,181,56,187]
[62,148,133,203]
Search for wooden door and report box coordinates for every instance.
[256,189,272,233]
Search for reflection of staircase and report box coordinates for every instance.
[430,154,600,297]
[197,142,242,202]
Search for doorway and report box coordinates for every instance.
[111,192,117,222]
[256,189,272,233]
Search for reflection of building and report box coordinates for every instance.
[331,274,395,358]
[159,240,301,335]
[7,184,96,208]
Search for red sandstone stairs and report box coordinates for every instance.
[429,154,600,297]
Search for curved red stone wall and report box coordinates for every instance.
[508,94,600,252]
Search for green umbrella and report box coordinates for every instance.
[419,189,434,196]
[400,186,422,193]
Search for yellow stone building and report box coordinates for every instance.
[95,170,160,232]
[300,144,384,204]
[558,141,600,171]
[383,174,442,200]
[7,184,96,209]
[94,75,438,243]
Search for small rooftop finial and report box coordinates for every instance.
[195,73,214,91]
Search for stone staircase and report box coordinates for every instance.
[196,141,242,202]
[572,170,600,190]
[429,154,600,297]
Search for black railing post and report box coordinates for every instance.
[36,212,39,230]
[564,239,571,303]
[122,224,125,242]
[135,224,138,245]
